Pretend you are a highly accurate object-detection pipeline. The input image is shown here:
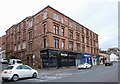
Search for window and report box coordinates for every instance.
[28,31,33,40]
[69,30,73,39]
[76,33,80,41]
[22,65,31,70]
[28,20,33,28]
[82,27,84,34]
[61,17,64,24]
[16,66,22,69]
[43,9,47,20]
[54,39,59,48]
[28,43,33,51]
[43,24,46,34]
[18,43,21,50]
[61,28,64,36]
[43,38,46,48]
[86,29,89,36]
[77,43,80,51]
[14,45,17,51]
[62,40,65,49]
[0,45,1,50]
[76,24,79,31]
[82,35,84,43]
[86,37,89,44]
[82,45,85,52]
[23,31,26,40]
[54,25,59,34]
[69,21,72,27]
[54,13,59,21]
[22,42,26,49]
[69,41,73,50]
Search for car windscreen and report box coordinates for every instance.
[6,66,14,70]
[17,61,22,63]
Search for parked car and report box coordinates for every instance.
[105,62,113,66]
[0,58,8,64]
[9,59,22,65]
[1,64,38,81]
[77,63,92,69]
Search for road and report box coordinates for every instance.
[1,62,119,83]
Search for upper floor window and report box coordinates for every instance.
[76,33,80,41]
[43,24,46,34]
[18,43,21,50]
[54,13,59,21]
[43,38,47,48]
[82,45,85,52]
[43,9,48,20]
[76,43,80,51]
[62,40,65,49]
[28,31,33,40]
[22,42,26,49]
[86,37,89,44]
[69,21,72,27]
[82,35,84,43]
[69,30,73,39]
[86,29,89,36]
[54,25,59,34]
[82,27,84,34]
[76,24,80,31]
[14,45,17,51]
[61,27,64,36]
[54,39,59,48]
[0,45,2,50]
[28,20,33,28]
[28,43,33,51]
[69,41,73,50]
[61,17,64,24]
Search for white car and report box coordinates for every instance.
[9,59,22,65]
[1,64,38,81]
[0,58,8,64]
[77,63,92,69]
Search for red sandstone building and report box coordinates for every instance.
[5,6,99,68]
[0,35,6,59]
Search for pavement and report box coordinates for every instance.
[36,64,105,75]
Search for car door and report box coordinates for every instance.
[16,65,24,78]
[22,65,32,77]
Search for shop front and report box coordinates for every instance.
[40,49,76,68]
[76,53,82,66]
[81,53,92,65]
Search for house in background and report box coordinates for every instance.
[99,51,110,65]
[110,53,119,62]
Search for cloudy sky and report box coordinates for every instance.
[0,0,119,50]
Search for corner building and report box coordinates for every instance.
[6,6,99,68]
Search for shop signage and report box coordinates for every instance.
[61,53,67,56]
[83,54,92,57]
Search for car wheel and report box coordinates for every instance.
[32,73,37,78]
[12,74,19,81]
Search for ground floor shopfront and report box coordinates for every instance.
[40,49,97,68]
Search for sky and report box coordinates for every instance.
[0,0,119,50]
